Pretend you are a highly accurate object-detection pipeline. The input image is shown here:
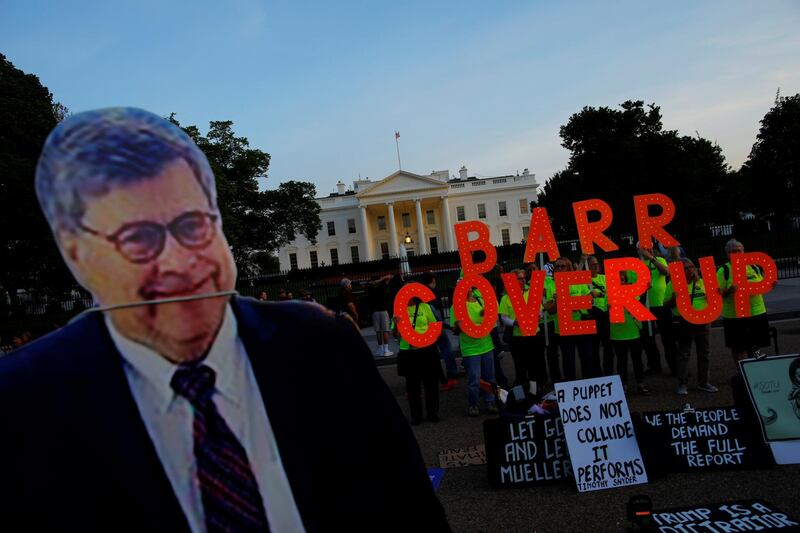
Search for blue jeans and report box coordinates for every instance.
[462,351,496,407]
[438,333,459,378]
[560,334,599,381]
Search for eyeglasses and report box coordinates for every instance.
[554,263,567,270]
[79,211,219,264]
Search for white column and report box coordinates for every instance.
[414,199,427,255]
[441,195,454,251]
[387,202,399,257]
[359,205,373,260]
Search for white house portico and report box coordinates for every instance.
[278,167,538,271]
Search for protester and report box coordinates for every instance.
[0,107,449,529]
[393,295,443,425]
[367,274,394,357]
[553,257,599,380]
[665,258,718,395]
[637,242,672,375]
[299,289,316,303]
[609,271,649,393]
[499,268,547,388]
[339,278,359,324]
[586,256,614,376]
[488,263,510,389]
[421,272,461,390]
[258,290,268,301]
[527,261,559,385]
[717,238,774,364]
[278,287,289,301]
[451,284,497,417]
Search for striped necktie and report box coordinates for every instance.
[171,364,270,532]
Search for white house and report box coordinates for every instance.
[277,166,539,270]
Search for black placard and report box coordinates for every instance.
[483,415,572,488]
[639,406,774,472]
[652,499,800,532]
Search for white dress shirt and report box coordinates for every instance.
[107,306,305,532]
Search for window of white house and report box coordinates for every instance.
[289,253,298,270]
[477,203,486,219]
[456,206,466,221]
[350,246,359,263]
[519,198,529,214]
[380,242,390,259]
[501,228,510,246]
[402,213,411,228]
[426,209,435,225]
[347,218,356,234]
[327,221,336,236]
[498,201,507,217]
[377,216,386,231]
[309,250,318,268]
[330,248,339,266]
[429,236,439,254]
[522,226,529,241]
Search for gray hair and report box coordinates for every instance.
[35,107,217,234]
[724,239,743,254]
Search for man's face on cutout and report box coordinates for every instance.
[60,158,236,361]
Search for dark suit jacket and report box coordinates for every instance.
[0,297,450,532]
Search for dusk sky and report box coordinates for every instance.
[3,1,799,196]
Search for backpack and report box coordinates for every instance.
[721,263,764,281]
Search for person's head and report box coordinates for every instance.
[636,241,652,259]
[258,291,268,301]
[553,257,573,272]
[512,269,527,290]
[682,258,699,281]
[587,256,600,276]
[725,239,745,258]
[287,291,294,299]
[340,278,352,292]
[667,246,682,262]
[35,108,236,362]
[421,272,436,289]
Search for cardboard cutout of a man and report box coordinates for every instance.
[0,108,449,532]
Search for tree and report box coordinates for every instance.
[0,54,73,315]
[168,115,320,275]
[538,100,734,241]
[739,93,800,227]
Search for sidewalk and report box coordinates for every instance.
[362,279,800,364]
[362,326,461,366]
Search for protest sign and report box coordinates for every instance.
[555,375,647,492]
[640,406,774,471]
[438,444,486,468]
[740,354,800,442]
[651,499,799,532]
[483,415,572,488]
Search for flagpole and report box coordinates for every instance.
[395,131,402,170]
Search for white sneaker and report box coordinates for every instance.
[697,383,719,393]
[384,349,394,357]
[374,346,384,357]
[676,384,688,395]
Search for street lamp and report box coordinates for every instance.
[404,232,413,245]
